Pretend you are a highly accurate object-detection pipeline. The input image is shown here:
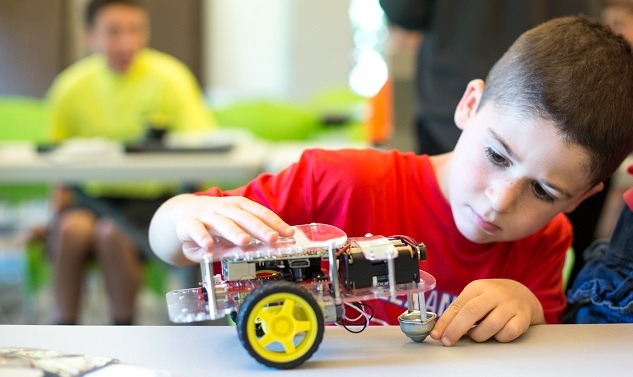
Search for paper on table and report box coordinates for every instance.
[0,348,171,377]
[0,142,38,163]
[46,138,124,164]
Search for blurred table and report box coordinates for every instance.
[0,324,630,377]
[0,139,269,184]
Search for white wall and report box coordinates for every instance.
[203,0,353,104]
[62,0,355,104]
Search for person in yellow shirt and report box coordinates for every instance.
[45,0,215,325]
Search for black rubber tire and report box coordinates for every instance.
[236,280,324,369]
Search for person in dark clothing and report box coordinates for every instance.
[379,0,601,154]
[565,164,633,323]
[379,0,604,283]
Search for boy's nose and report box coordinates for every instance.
[485,180,521,213]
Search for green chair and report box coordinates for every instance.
[0,96,51,320]
[202,100,326,191]
[0,96,50,217]
[0,96,50,197]
[308,85,366,122]
[562,247,575,291]
[213,100,323,141]
[0,96,48,143]
[308,85,368,142]
[0,96,50,202]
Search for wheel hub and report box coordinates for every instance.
[271,316,294,337]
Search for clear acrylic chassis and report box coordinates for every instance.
[165,223,437,342]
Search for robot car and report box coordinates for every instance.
[165,223,437,369]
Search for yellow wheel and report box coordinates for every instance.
[236,280,324,369]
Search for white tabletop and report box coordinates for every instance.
[0,138,372,184]
[0,324,629,376]
[0,139,269,184]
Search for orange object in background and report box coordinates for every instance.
[365,76,393,146]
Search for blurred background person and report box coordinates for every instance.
[594,0,633,245]
[379,0,603,285]
[44,0,215,325]
[379,0,601,155]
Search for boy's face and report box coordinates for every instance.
[442,80,603,244]
[87,4,149,73]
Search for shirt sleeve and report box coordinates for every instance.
[163,63,216,133]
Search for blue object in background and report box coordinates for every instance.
[566,204,633,323]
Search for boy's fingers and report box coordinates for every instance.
[430,303,456,340]
[430,299,465,346]
[467,310,527,344]
[182,241,210,262]
[235,199,295,236]
[431,291,493,346]
[172,195,295,255]
[193,210,291,246]
[194,212,254,245]
[466,306,514,343]
[492,315,527,343]
[208,200,293,242]
[176,218,215,257]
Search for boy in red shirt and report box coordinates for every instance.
[149,17,633,346]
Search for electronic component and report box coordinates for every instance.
[338,236,425,291]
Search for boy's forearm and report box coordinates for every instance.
[149,193,195,266]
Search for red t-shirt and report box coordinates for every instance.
[625,164,633,211]
[198,148,570,324]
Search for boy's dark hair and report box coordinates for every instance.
[480,16,633,185]
[85,0,145,26]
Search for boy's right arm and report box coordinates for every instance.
[148,193,294,266]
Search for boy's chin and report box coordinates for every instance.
[459,224,534,245]
[456,222,502,244]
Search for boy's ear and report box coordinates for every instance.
[454,79,485,130]
[563,182,605,213]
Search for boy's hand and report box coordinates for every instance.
[430,279,545,346]
[173,195,294,248]
[149,194,294,265]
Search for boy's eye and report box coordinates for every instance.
[485,147,510,167]
[532,183,555,203]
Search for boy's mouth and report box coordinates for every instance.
[470,208,500,233]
